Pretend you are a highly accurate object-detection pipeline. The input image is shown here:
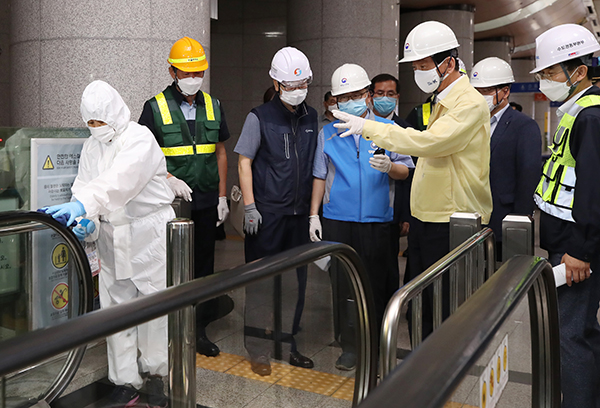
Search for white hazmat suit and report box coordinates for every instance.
[72,80,175,389]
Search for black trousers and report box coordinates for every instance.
[406,219,450,340]
[323,218,395,354]
[244,211,309,359]
[192,206,220,334]
[547,252,600,408]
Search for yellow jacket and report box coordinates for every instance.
[362,76,492,224]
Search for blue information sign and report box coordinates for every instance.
[510,82,540,93]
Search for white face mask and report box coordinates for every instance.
[413,58,449,94]
[327,104,336,112]
[177,76,203,96]
[280,89,307,106]
[88,125,115,144]
[483,94,496,112]
[539,71,578,102]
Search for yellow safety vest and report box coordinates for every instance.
[534,94,600,222]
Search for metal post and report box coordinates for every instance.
[502,215,534,263]
[449,213,481,309]
[411,293,423,348]
[167,219,195,408]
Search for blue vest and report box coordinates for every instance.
[322,116,394,223]
[251,95,318,215]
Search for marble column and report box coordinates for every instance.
[0,0,10,126]
[474,37,512,65]
[287,0,400,112]
[398,5,475,119]
[10,0,211,127]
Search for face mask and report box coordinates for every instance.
[483,95,497,112]
[88,125,115,144]
[327,104,336,112]
[177,76,203,96]
[413,58,449,94]
[539,71,578,102]
[338,98,368,117]
[373,96,397,117]
[280,89,307,106]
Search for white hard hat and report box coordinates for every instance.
[331,63,371,96]
[531,24,600,74]
[269,46,313,82]
[470,57,515,87]
[400,21,460,63]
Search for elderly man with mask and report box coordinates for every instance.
[333,21,492,340]
[310,63,413,370]
[42,80,175,408]
[470,57,541,261]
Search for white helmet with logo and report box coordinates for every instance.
[269,46,313,84]
[470,57,515,87]
[331,63,371,96]
[400,21,460,63]
[531,24,600,73]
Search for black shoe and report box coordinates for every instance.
[196,335,220,357]
[145,376,168,408]
[289,351,314,368]
[108,384,140,408]
[335,352,356,371]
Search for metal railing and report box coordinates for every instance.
[0,240,378,406]
[0,211,94,404]
[380,226,495,378]
[359,255,561,408]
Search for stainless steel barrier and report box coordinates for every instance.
[0,241,378,406]
[360,256,560,408]
[166,219,195,408]
[0,211,94,405]
[502,214,535,263]
[380,225,495,379]
[449,213,482,311]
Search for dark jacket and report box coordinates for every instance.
[251,94,318,215]
[489,106,542,242]
[391,113,414,224]
[540,85,600,262]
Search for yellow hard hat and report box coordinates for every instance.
[168,37,208,72]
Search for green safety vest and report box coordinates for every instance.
[150,87,221,192]
[534,94,600,222]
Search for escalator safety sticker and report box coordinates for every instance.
[52,283,68,310]
[43,155,54,170]
[52,243,69,269]
[481,381,487,408]
[479,334,509,408]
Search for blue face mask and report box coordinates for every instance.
[338,98,368,117]
[373,96,397,117]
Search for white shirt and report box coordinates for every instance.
[490,104,510,136]
[435,74,464,103]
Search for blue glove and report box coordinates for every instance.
[41,201,86,227]
[73,219,96,241]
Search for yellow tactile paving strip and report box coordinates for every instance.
[196,352,354,400]
[197,352,480,405]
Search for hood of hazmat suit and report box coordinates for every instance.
[72,80,175,284]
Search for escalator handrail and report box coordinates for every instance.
[0,210,95,403]
[0,240,378,405]
[380,227,495,378]
[359,255,561,408]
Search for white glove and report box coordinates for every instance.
[309,215,322,242]
[332,110,366,138]
[168,176,193,202]
[216,196,229,227]
[369,154,392,173]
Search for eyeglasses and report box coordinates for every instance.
[337,89,368,103]
[534,71,564,82]
[280,76,313,91]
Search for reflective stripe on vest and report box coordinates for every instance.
[161,144,216,156]
[422,102,431,127]
[202,92,215,121]
[155,93,173,125]
[534,94,600,222]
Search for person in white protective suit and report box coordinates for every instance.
[42,80,175,408]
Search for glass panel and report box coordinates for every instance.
[446,295,532,408]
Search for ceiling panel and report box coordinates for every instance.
[400,0,592,57]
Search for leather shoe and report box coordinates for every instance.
[250,356,272,376]
[289,351,314,368]
[196,335,220,357]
